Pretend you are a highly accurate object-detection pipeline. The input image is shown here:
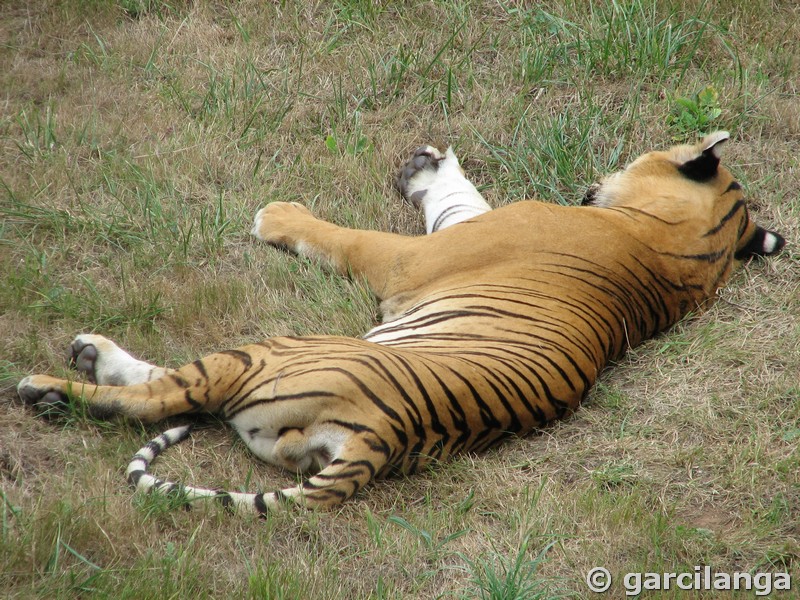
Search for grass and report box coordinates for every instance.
[1,0,798,597]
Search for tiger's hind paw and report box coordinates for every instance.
[67,334,166,386]
[396,145,491,234]
[396,145,447,208]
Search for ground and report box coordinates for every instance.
[1,1,798,598]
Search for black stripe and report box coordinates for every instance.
[366,308,496,337]
[353,354,427,450]
[216,491,234,513]
[609,206,687,226]
[253,494,269,515]
[724,181,742,193]
[471,361,523,433]
[305,484,349,500]
[277,426,302,437]
[219,360,268,413]
[219,349,253,368]
[143,440,164,457]
[308,367,408,436]
[127,469,145,485]
[446,343,569,420]
[225,390,339,418]
[184,390,202,410]
[459,349,554,425]
[464,302,601,365]
[168,374,190,389]
[130,453,150,464]
[432,202,477,232]
[193,359,208,380]
[703,199,745,237]
[427,369,472,454]
[656,247,729,263]
[327,421,392,457]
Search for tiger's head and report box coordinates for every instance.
[582,131,786,267]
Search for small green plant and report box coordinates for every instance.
[14,103,58,159]
[590,461,638,490]
[387,514,469,556]
[119,0,177,20]
[324,131,371,157]
[458,535,567,600]
[668,86,723,140]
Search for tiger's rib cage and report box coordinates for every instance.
[212,246,685,475]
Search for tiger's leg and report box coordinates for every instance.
[18,337,401,510]
[252,202,420,301]
[250,148,490,299]
[396,146,492,233]
[69,334,174,385]
[17,344,263,422]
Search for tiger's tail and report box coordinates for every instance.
[125,426,380,514]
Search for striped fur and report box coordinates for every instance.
[18,132,785,514]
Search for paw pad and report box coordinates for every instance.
[16,377,69,414]
[396,146,446,207]
[69,339,99,383]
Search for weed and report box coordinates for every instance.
[458,535,569,600]
[668,85,723,140]
[387,514,469,560]
[590,461,638,490]
[14,103,59,159]
[120,0,178,20]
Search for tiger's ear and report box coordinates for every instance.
[678,131,730,181]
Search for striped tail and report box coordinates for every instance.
[125,426,291,516]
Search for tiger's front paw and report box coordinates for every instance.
[251,202,315,251]
[17,375,71,413]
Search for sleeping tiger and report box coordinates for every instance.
[17,131,785,513]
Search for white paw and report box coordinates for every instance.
[69,334,166,386]
[397,146,491,233]
[396,145,449,207]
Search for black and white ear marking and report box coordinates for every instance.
[678,130,730,182]
[734,226,786,260]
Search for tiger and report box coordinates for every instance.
[17,131,785,514]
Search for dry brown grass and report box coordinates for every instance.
[1,1,798,598]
